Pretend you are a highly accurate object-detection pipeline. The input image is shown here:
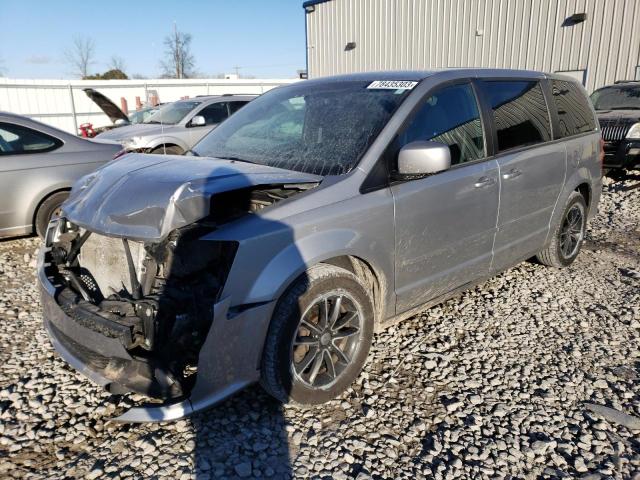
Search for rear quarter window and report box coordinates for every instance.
[0,122,62,155]
[551,80,598,138]
[480,80,552,152]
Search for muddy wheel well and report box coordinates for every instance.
[322,255,384,324]
[576,183,591,209]
[32,188,70,229]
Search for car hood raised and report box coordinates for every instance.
[84,88,130,123]
[62,154,322,242]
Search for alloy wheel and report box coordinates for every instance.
[291,291,363,389]
[559,204,584,259]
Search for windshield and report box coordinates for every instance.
[143,101,201,125]
[129,107,158,124]
[590,85,640,110]
[192,80,414,175]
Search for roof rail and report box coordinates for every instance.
[614,80,640,84]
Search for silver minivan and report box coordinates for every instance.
[38,69,602,421]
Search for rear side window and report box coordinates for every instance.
[0,122,62,155]
[481,80,552,152]
[551,80,597,138]
[397,82,485,166]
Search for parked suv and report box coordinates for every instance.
[38,70,602,421]
[590,81,640,172]
[96,95,254,155]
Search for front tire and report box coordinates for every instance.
[260,264,374,405]
[35,191,69,238]
[536,191,587,268]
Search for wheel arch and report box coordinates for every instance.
[146,137,188,152]
[30,186,72,232]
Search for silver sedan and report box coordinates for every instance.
[0,112,121,238]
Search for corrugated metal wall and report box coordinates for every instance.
[305,0,640,91]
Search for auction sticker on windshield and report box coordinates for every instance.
[367,80,418,90]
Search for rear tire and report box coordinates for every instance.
[150,145,183,155]
[260,264,374,405]
[35,191,69,239]
[536,191,587,268]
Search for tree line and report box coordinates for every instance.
[65,25,196,80]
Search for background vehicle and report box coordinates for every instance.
[38,70,602,421]
[590,81,640,173]
[95,95,254,155]
[0,112,121,239]
[83,88,163,135]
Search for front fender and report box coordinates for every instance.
[145,136,189,152]
[246,228,362,303]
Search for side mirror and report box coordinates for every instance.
[189,115,206,127]
[114,119,127,126]
[397,141,451,176]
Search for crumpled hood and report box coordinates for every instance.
[96,123,174,142]
[62,154,322,242]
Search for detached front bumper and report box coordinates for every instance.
[38,247,276,422]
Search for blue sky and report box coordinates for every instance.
[0,0,306,79]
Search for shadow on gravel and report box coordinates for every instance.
[189,388,292,479]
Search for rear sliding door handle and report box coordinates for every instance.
[502,168,522,180]
[474,176,496,188]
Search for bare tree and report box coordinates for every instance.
[160,24,196,79]
[109,55,126,73]
[65,35,95,78]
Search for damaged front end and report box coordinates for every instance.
[43,219,237,400]
[38,159,320,419]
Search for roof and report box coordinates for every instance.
[299,68,551,87]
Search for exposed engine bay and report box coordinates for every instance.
[44,184,314,400]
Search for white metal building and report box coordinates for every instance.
[303,0,640,91]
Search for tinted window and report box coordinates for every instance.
[198,102,228,125]
[398,82,485,165]
[0,123,61,155]
[590,85,640,111]
[552,80,597,138]
[228,101,249,115]
[192,81,411,176]
[481,81,551,152]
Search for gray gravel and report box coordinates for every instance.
[1,173,639,479]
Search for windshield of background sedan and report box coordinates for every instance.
[143,101,202,125]
[192,81,414,175]
[590,86,640,111]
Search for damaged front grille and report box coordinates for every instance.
[47,222,237,399]
[46,183,310,400]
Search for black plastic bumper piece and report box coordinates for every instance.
[603,139,640,169]
[41,284,184,399]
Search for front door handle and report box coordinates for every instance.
[502,168,522,180]
[474,176,496,188]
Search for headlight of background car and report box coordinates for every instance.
[626,122,640,139]
[122,137,143,149]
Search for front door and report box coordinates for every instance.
[391,82,500,314]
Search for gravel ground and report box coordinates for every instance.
[1,173,639,480]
